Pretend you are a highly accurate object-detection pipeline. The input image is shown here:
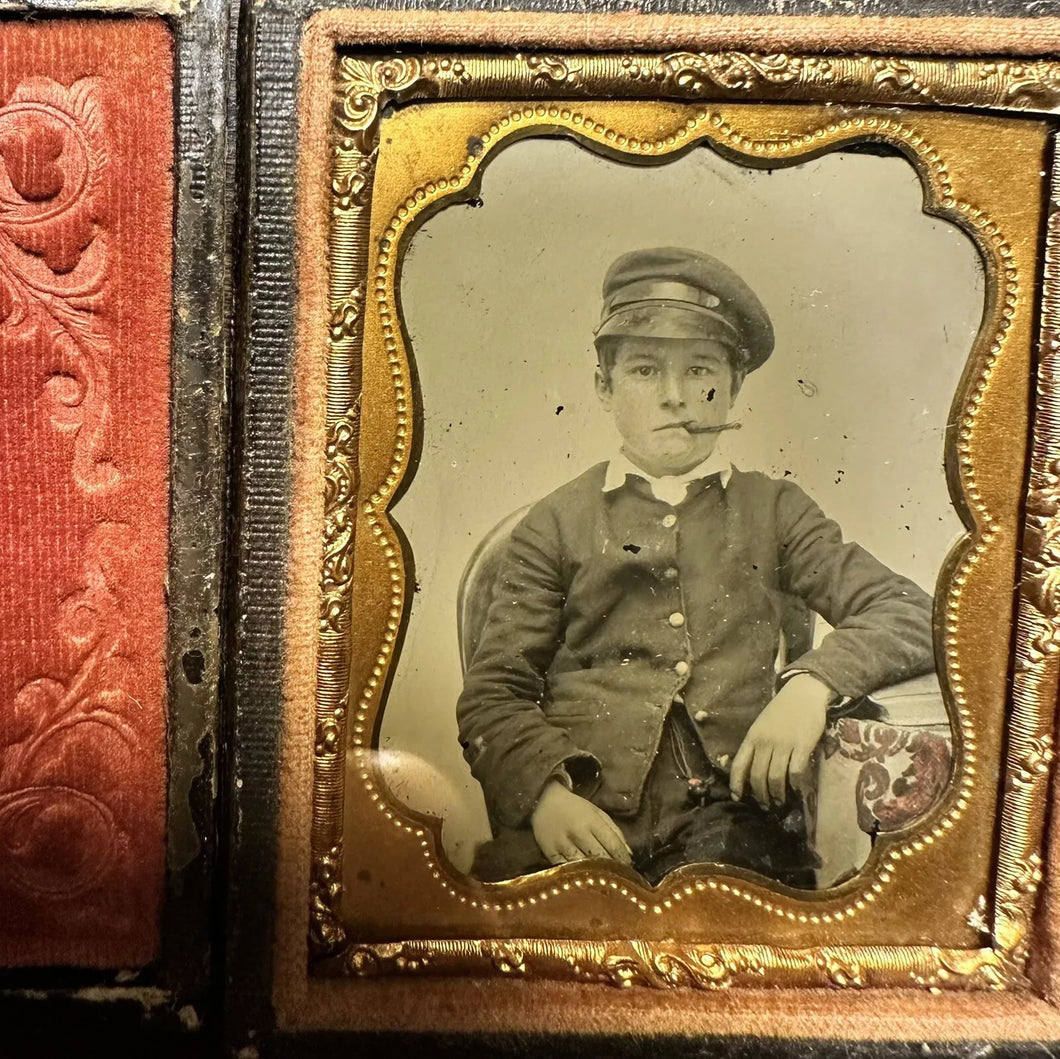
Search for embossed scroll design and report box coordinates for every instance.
[361,51,1060,115]
[313,53,1059,988]
[0,523,138,897]
[618,53,1060,111]
[0,78,135,901]
[342,938,1008,992]
[0,78,113,490]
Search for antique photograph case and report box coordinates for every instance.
[290,44,1060,995]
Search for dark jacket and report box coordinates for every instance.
[456,464,935,830]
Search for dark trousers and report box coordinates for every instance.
[472,707,818,888]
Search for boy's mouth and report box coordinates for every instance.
[657,420,742,435]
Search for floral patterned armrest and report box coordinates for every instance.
[811,674,952,887]
[821,717,952,835]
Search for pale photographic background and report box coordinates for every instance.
[374,135,984,873]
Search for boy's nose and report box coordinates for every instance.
[659,372,686,407]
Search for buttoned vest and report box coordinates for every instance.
[536,466,808,814]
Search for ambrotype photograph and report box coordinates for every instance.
[375,134,977,892]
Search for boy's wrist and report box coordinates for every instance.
[533,776,575,817]
[776,672,837,718]
[548,765,574,792]
[535,757,601,814]
[781,669,841,708]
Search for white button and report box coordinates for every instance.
[674,660,689,676]
[694,710,709,723]
[663,567,678,580]
[661,513,677,528]
[668,611,685,628]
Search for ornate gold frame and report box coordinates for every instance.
[310,50,1060,991]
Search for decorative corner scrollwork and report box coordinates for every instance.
[994,852,1043,972]
[337,57,426,153]
[347,940,433,976]
[309,844,347,958]
[914,947,1008,992]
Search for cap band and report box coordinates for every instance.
[594,299,742,341]
[608,279,723,312]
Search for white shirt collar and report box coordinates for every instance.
[602,447,732,506]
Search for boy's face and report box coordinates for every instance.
[596,337,742,478]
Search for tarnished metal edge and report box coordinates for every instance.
[0,0,192,12]
[162,0,237,1020]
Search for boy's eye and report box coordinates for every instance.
[631,364,656,377]
[689,365,718,377]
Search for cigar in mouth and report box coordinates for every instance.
[681,420,742,435]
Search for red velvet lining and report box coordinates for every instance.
[0,19,173,967]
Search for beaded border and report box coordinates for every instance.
[352,108,1006,922]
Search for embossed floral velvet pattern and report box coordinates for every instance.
[0,22,172,966]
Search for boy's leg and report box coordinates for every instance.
[678,798,819,889]
[471,826,552,881]
[635,708,819,888]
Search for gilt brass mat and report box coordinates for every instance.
[306,51,1060,993]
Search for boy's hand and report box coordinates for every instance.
[530,780,633,866]
[729,673,833,809]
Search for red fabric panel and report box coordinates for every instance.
[0,20,173,966]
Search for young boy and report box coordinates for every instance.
[456,247,935,887]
